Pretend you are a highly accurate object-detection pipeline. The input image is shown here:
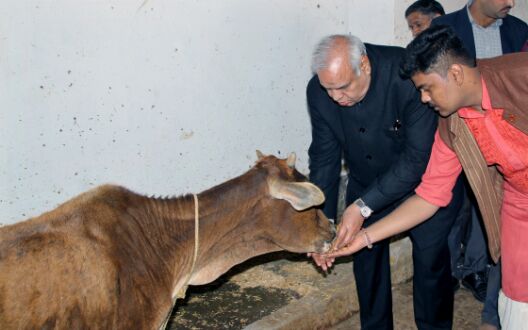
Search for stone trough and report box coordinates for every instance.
[168,238,413,330]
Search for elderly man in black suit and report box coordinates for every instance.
[307,34,464,330]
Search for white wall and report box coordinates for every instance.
[0,0,385,225]
[1,0,526,225]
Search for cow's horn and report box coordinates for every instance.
[268,178,325,211]
[286,153,296,168]
[256,150,265,160]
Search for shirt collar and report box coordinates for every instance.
[466,3,503,28]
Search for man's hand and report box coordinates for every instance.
[333,203,364,250]
[307,252,335,271]
[324,233,366,259]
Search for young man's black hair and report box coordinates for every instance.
[400,24,476,79]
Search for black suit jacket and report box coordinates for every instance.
[432,7,528,58]
[307,44,437,220]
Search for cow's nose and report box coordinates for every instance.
[321,240,333,253]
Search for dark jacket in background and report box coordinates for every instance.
[432,7,528,58]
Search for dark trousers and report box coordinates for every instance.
[353,177,464,330]
[483,261,501,327]
[449,190,488,279]
[448,180,501,327]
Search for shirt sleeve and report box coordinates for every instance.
[415,130,463,207]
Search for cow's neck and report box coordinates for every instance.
[136,168,283,298]
[129,168,275,296]
[189,169,281,285]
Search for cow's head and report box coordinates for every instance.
[187,151,336,286]
[255,150,335,254]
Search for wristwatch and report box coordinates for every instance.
[354,198,373,218]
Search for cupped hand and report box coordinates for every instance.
[324,233,366,258]
[307,252,335,271]
[332,204,364,250]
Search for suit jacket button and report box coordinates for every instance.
[366,155,372,160]
[359,127,366,133]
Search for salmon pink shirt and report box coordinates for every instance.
[415,80,528,302]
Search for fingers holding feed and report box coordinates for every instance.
[325,234,365,258]
[325,245,356,258]
[332,224,349,250]
[310,253,335,271]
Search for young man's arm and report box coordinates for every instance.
[326,194,439,258]
[322,130,463,264]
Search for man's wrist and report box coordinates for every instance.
[353,198,373,218]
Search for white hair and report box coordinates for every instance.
[311,34,366,76]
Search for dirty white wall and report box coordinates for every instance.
[0,0,391,224]
[0,0,526,225]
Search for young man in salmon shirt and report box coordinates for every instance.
[315,25,528,329]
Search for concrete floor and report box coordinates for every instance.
[331,280,483,329]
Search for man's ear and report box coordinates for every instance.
[449,63,464,86]
[361,55,371,75]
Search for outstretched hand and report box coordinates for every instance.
[332,204,364,250]
[307,252,335,272]
[309,229,369,271]
[324,233,366,259]
[308,204,369,271]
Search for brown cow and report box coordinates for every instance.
[0,152,335,329]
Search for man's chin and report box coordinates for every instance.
[437,109,456,118]
[496,8,511,18]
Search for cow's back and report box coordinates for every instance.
[0,185,150,329]
[0,228,118,328]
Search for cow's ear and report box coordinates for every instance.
[286,152,296,168]
[268,179,325,211]
[256,150,265,160]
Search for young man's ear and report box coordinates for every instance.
[449,63,464,86]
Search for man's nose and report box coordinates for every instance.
[329,89,343,101]
[420,92,430,104]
